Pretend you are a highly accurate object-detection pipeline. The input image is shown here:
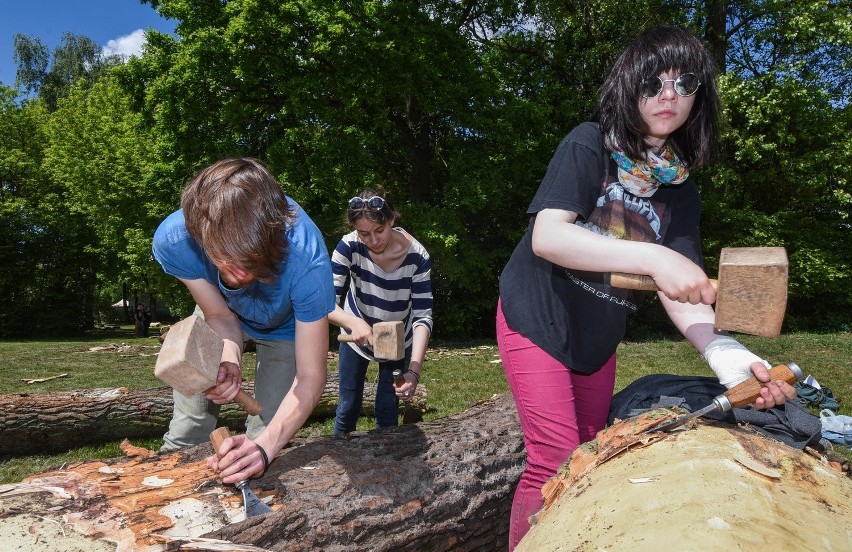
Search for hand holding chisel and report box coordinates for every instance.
[647,362,803,434]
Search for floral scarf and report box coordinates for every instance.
[612,146,689,197]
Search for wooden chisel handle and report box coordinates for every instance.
[723,363,803,409]
[610,273,719,292]
[210,426,232,458]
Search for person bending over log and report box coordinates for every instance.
[152,157,335,483]
[496,27,798,550]
[329,190,433,434]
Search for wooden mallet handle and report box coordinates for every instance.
[233,389,261,416]
[610,273,719,292]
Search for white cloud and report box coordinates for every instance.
[101,29,147,60]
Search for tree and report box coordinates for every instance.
[0,86,99,336]
[13,32,123,111]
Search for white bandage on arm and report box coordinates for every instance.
[222,338,243,368]
[703,336,770,389]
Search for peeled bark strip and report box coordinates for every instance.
[0,373,426,456]
[0,393,524,551]
[517,411,852,551]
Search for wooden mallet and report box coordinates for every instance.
[337,320,405,360]
[155,315,261,415]
[610,247,788,337]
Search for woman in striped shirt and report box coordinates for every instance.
[330,190,434,434]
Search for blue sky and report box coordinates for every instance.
[1,0,176,87]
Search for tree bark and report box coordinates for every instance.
[0,393,524,551]
[0,373,427,456]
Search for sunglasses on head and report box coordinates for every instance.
[640,73,701,98]
[348,196,385,210]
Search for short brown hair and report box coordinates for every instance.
[181,158,296,282]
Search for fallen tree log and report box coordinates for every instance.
[0,393,524,551]
[0,373,427,457]
[517,409,852,551]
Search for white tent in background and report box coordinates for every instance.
[112,299,133,308]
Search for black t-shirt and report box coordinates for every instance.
[499,122,703,373]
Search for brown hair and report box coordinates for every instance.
[181,158,296,282]
[346,188,399,227]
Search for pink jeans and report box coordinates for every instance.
[497,301,616,550]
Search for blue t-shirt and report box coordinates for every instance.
[152,199,335,341]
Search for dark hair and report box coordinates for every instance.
[595,26,719,168]
[346,188,399,226]
[181,158,296,283]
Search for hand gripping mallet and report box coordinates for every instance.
[155,315,261,415]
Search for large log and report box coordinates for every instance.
[0,373,426,456]
[517,409,852,551]
[0,393,524,551]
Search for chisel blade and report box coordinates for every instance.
[237,480,273,516]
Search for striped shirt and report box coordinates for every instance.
[332,227,433,359]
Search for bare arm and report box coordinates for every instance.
[531,208,716,305]
[178,277,244,402]
[214,315,328,483]
[328,304,372,343]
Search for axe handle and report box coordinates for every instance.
[610,273,719,292]
[234,389,261,416]
[337,334,358,343]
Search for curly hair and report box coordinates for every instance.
[181,158,296,283]
[595,26,720,168]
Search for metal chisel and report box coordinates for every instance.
[646,362,803,434]
[210,427,273,517]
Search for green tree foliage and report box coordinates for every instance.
[13,33,124,111]
[43,76,164,307]
[3,0,848,337]
[0,86,99,336]
[698,0,852,330]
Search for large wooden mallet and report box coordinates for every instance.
[155,315,261,415]
[610,247,788,337]
[337,320,405,360]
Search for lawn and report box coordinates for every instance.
[0,328,849,484]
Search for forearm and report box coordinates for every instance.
[532,209,662,275]
[659,293,723,352]
[328,305,365,332]
[408,324,431,369]
[255,317,329,457]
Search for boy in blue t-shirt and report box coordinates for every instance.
[153,157,335,483]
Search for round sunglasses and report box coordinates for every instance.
[640,73,701,98]
[348,196,385,210]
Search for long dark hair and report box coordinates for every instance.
[595,27,720,168]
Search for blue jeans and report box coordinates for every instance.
[334,342,410,434]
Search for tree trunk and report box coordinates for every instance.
[0,374,427,456]
[517,409,852,551]
[0,393,524,551]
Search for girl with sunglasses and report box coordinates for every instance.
[329,189,433,434]
[496,27,797,549]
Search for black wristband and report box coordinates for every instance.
[255,443,270,475]
[408,369,420,382]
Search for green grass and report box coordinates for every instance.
[1,330,849,484]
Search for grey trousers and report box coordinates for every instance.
[160,315,296,451]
